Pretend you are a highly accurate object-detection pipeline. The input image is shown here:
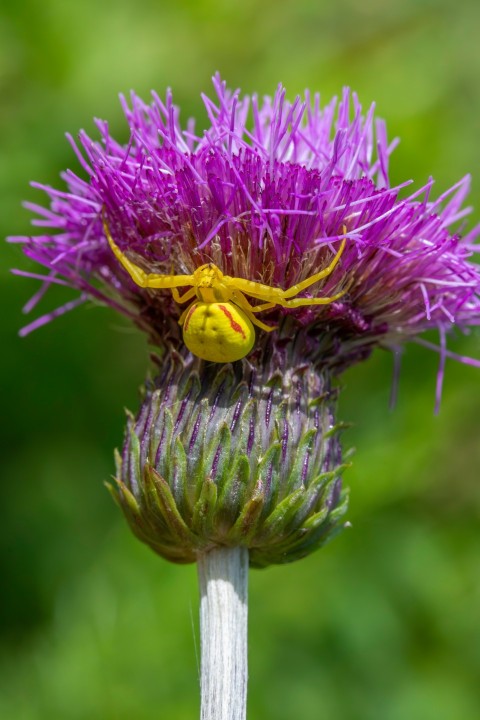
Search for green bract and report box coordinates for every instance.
[109,339,350,568]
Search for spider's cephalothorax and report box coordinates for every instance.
[103,215,348,363]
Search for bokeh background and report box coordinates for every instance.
[2,0,480,718]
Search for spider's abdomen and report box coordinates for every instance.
[182,302,255,363]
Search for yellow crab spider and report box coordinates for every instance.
[103,214,348,363]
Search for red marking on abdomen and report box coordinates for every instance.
[183,304,197,332]
[218,304,246,339]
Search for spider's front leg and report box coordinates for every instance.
[279,237,346,300]
[103,213,195,290]
[223,234,346,308]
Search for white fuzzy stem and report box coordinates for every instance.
[198,546,249,720]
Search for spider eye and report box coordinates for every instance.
[183,302,255,363]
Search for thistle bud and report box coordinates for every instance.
[110,331,349,567]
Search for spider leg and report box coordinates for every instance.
[275,281,351,308]
[102,211,194,290]
[250,301,276,313]
[225,278,287,303]
[280,237,346,299]
[232,292,277,332]
[171,286,197,304]
[223,233,346,304]
[178,299,197,326]
[232,290,276,314]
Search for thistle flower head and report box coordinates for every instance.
[12,74,480,380]
[12,77,480,566]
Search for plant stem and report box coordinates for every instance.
[198,546,249,720]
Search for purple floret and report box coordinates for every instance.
[10,74,480,394]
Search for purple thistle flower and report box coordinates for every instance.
[10,74,480,400]
[11,75,480,569]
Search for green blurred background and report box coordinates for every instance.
[1,0,480,718]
